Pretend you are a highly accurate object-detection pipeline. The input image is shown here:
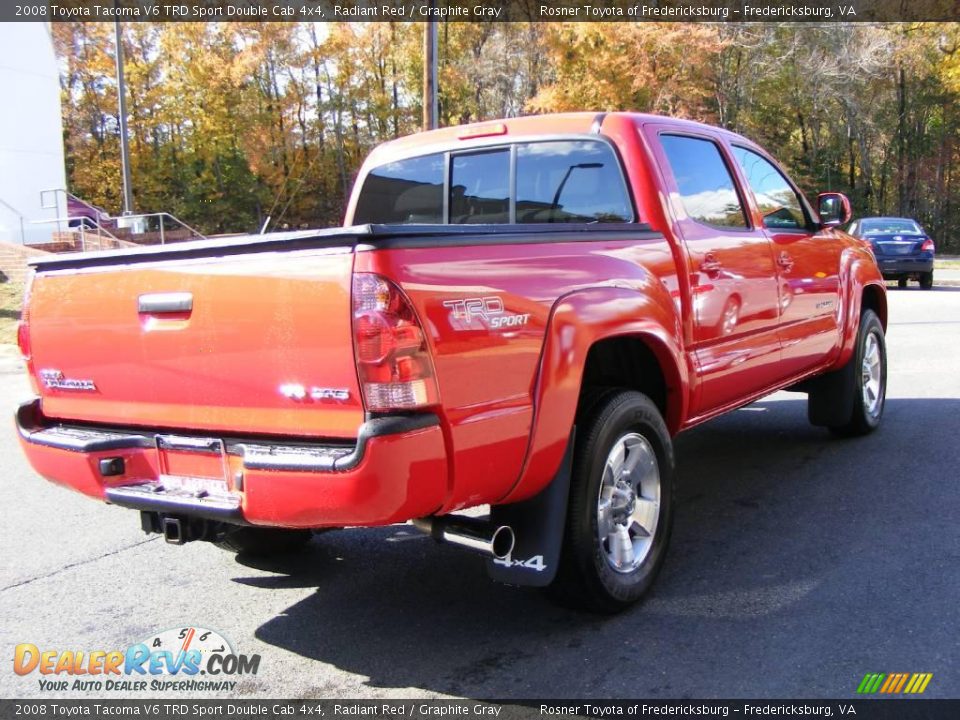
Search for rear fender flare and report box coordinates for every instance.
[498,282,686,505]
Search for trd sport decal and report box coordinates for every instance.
[442,297,530,330]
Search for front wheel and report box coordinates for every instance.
[548,390,674,613]
[919,271,933,290]
[830,309,887,437]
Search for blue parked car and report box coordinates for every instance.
[847,217,935,289]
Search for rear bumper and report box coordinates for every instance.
[877,256,933,276]
[16,399,448,528]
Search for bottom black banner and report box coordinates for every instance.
[2,700,958,720]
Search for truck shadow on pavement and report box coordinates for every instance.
[243,397,960,697]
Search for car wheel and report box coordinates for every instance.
[919,272,933,290]
[548,390,674,613]
[897,277,908,289]
[719,297,741,336]
[829,309,887,437]
[216,526,313,556]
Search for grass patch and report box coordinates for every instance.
[935,259,960,269]
[0,281,24,345]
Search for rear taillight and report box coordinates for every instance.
[352,273,439,412]
[18,270,39,393]
[17,270,34,361]
[921,238,935,252]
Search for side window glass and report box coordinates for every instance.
[732,146,808,230]
[660,135,748,229]
[353,153,444,224]
[450,150,510,224]
[516,141,632,223]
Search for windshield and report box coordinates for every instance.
[861,218,922,235]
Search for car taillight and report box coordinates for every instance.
[17,270,39,393]
[16,321,29,358]
[921,238,935,252]
[352,273,439,412]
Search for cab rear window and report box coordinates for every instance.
[352,153,444,224]
[353,140,633,225]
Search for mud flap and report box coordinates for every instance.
[486,431,574,587]
[807,358,856,427]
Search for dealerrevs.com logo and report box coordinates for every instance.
[13,626,260,693]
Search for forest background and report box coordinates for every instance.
[55,21,960,249]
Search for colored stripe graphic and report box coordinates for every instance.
[857,672,932,694]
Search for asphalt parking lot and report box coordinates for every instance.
[0,285,957,700]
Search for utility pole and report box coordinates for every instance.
[422,13,438,130]
[115,19,134,215]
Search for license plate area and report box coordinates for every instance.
[156,435,233,498]
[879,242,915,255]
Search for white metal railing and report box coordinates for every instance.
[28,217,126,252]
[115,212,207,245]
[0,196,28,245]
[38,188,207,246]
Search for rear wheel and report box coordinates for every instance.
[830,309,887,437]
[548,390,674,613]
[897,277,908,289]
[919,271,933,290]
[216,526,313,556]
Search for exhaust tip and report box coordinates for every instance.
[490,525,515,560]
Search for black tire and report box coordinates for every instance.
[919,271,933,290]
[548,390,674,613]
[215,526,312,556]
[829,309,887,437]
[897,277,908,289]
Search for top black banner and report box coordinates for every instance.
[5,0,960,22]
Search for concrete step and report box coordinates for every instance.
[0,241,51,285]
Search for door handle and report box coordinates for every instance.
[138,292,193,314]
[777,252,794,273]
[700,254,722,275]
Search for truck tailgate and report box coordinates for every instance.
[27,241,364,439]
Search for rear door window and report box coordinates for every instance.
[659,134,749,229]
[516,141,632,223]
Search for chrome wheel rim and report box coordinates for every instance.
[861,331,883,418]
[597,432,660,574]
[721,301,739,336]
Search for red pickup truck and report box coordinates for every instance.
[16,113,887,612]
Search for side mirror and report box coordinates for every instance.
[818,192,852,227]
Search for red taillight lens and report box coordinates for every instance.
[17,270,34,361]
[16,321,29,359]
[921,238,935,252]
[18,270,39,394]
[352,274,439,412]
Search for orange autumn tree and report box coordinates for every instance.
[528,23,724,120]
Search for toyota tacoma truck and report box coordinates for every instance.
[16,113,887,612]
